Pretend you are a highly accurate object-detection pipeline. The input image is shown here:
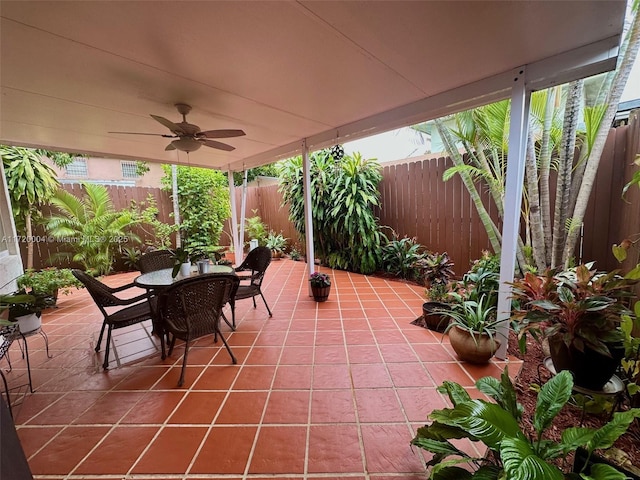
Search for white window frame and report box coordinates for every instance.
[120,161,139,179]
[65,157,88,177]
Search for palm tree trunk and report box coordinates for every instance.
[551,80,583,268]
[539,87,556,267]
[525,127,546,271]
[563,8,640,266]
[435,118,503,254]
[475,148,505,218]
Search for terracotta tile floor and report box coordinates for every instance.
[2,259,521,479]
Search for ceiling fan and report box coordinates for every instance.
[110,103,245,152]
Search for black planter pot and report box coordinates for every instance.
[422,302,450,333]
[549,336,624,391]
[573,447,640,479]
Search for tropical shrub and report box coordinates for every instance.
[46,183,138,275]
[245,214,269,246]
[411,367,640,479]
[161,165,230,252]
[129,194,178,249]
[1,145,60,269]
[279,149,384,274]
[381,235,423,280]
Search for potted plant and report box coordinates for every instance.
[17,268,83,306]
[265,231,288,260]
[510,264,639,390]
[440,297,504,363]
[0,290,48,333]
[310,272,331,302]
[411,367,640,479]
[289,247,301,261]
[171,247,191,278]
[415,252,455,332]
[421,282,452,332]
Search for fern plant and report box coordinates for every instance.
[411,368,640,479]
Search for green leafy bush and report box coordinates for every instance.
[279,149,384,274]
[245,214,269,246]
[411,368,640,479]
[381,235,423,280]
[46,183,139,275]
[130,194,178,249]
[161,165,230,251]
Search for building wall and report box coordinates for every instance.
[46,156,164,187]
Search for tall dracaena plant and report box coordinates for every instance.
[1,145,60,270]
[278,149,384,274]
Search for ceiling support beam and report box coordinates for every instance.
[495,67,531,360]
[236,36,619,171]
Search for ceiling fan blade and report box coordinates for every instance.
[150,114,185,135]
[202,139,236,151]
[109,131,174,137]
[165,143,176,151]
[198,129,246,139]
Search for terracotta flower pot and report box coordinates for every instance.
[448,325,500,364]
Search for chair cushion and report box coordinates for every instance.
[108,301,152,328]
[235,285,260,300]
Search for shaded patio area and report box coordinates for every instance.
[3,259,520,479]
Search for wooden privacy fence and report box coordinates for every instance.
[21,184,172,271]
[228,118,639,274]
[19,115,640,275]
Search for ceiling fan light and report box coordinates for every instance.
[172,137,202,152]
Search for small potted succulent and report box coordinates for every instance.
[310,272,331,302]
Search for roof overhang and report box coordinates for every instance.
[0,1,627,171]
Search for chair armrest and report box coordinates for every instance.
[110,291,151,306]
[109,282,139,293]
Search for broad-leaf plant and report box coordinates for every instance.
[411,368,640,479]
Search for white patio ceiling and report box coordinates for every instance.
[0,1,627,172]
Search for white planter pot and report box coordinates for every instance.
[16,313,42,333]
[180,262,192,277]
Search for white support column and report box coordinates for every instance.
[228,168,241,264]
[302,139,315,296]
[238,169,249,265]
[495,67,531,360]
[171,164,181,248]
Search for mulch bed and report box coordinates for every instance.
[507,332,640,474]
[412,315,640,474]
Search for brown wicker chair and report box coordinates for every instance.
[158,273,239,386]
[230,246,272,327]
[138,249,175,273]
[0,324,18,417]
[72,270,153,370]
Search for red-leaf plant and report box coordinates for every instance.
[509,263,639,357]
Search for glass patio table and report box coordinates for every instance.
[134,265,234,289]
[134,265,236,358]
